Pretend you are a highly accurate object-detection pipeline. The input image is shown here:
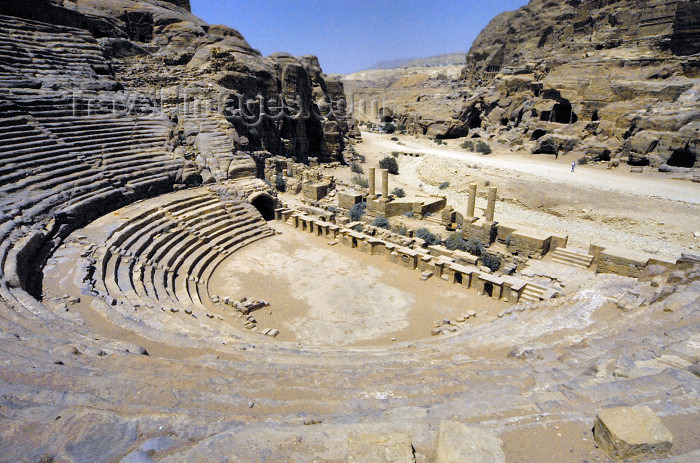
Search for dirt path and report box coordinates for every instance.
[367,133,700,204]
[349,132,700,256]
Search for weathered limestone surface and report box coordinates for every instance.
[348,432,416,463]
[594,406,673,460]
[435,421,506,463]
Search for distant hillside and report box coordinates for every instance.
[365,52,466,71]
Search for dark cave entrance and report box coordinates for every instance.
[251,193,275,221]
[666,148,696,168]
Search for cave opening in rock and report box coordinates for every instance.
[667,148,696,168]
[251,193,275,220]
[531,128,547,140]
[552,101,577,124]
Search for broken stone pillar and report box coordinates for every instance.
[467,183,477,218]
[485,186,497,222]
[369,167,376,197]
[382,168,389,198]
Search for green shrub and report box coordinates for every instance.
[392,187,406,198]
[393,225,408,236]
[391,136,399,141]
[397,124,406,132]
[352,174,369,188]
[461,140,475,150]
[476,141,492,154]
[465,238,485,256]
[383,122,395,134]
[350,162,364,174]
[433,138,444,145]
[438,181,449,190]
[350,202,366,221]
[275,173,286,192]
[356,153,366,163]
[391,151,399,157]
[481,253,502,272]
[379,156,399,175]
[372,216,390,229]
[444,232,468,251]
[577,156,589,165]
[415,227,440,245]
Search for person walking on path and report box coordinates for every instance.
[571,161,576,172]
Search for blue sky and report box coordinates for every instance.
[191,1,529,75]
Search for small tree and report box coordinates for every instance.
[444,232,468,251]
[439,181,450,190]
[465,238,485,256]
[383,122,395,134]
[351,162,364,174]
[461,140,475,150]
[352,174,369,188]
[415,227,440,245]
[372,216,390,229]
[379,156,399,175]
[481,253,502,272]
[275,173,286,192]
[476,141,492,154]
[392,187,406,198]
[350,202,366,221]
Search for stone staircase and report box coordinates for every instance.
[551,247,594,269]
[520,282,557,303]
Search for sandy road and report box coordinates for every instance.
[366,133,700,205]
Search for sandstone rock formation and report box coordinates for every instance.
[0,1,699,462]
[454,0,700,167]
[594,405,674,460]
[435,421,506,463]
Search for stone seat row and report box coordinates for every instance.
[91,193,274,317]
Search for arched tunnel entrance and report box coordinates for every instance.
[250,193,275,221]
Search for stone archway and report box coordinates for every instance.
[249,192,275,221]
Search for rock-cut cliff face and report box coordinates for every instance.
[1,0,351,182]
[457,0,700,168]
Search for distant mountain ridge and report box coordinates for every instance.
[364,52,466,71]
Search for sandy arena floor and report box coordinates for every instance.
[209,222,508,347]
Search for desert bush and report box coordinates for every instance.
[350,162,364,174]
[350,202,366,221]
[438,181,450,190]
[379,156,399,175]
[392,187,406,198]
[461,140,475,150]
[391,136,399,141]
[372,216,390,229]
[433,138,444,145]
[481,253,502,272]
[352,174,369,188]
[404,211,414,218]
[275,173,286,192]
[391,151,399,157]
[356,153,366,163]
[415,227,440,245]
[37,455,55,463]
[397,124,406,131]
[383,122,395,134]
[476,141,492,154]
[393,225,408,236]
[444,232,468,251]
[577,156,589,165]
[465,238,485,256]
